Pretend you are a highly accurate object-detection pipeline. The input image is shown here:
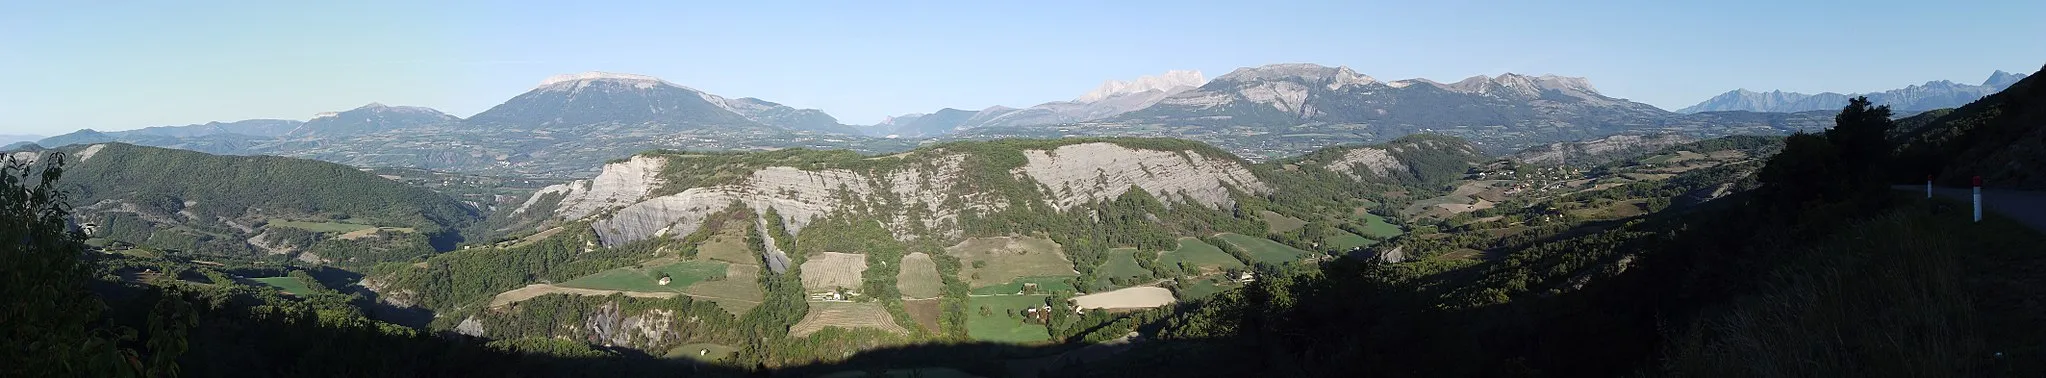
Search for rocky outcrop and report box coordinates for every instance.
[466,300,683,350]
[1510,133,1695,166]
[581,303,676,348]
[586,155,969,246]
[542,141,1270,248]
[755,215,792,274]
[1324,148,1402,180]
[1018,142,1267,210]
[516,155,666,218]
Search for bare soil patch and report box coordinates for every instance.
[903,298,943,332]
[897,252,944,299]
[1071,286,1176,310]
[947,236,1077,289]
[789,302,909,337]
[799,252,867,292]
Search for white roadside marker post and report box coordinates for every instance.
[1973,176,1982,223]
[1927,175,1933,199]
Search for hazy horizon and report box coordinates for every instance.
[4,0,2042,135]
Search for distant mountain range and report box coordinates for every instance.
[1677,70,2028,113]
[0,134,42,146]
[22,64,2012,176]
[872,70,1208,137]
[944,63,1820,159]
[1893,64,2046,189]
[1112,63,1666,127]
[289,103,458,138]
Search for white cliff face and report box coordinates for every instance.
[1324,148,1404,181]
[515,155,666,218]
[1510,133,1695,165]
[544,143,1268,247]
[1076,70,1209,103]
[1237,81,1313,114]
[1215,63,1375,85]
[584,155,972,246]
[76,144,106,162]
[1017,143,1268,210]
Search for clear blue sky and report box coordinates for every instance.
[2,0,2040,135]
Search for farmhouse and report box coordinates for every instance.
[1021,304,1054,324]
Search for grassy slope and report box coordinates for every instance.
[1350,211,1403,239]
[557,260,728,293]
[1216,233,1311,265]
[1663,198,2046,376]
[966,295,1053,343]
[1095,248,1151,283]
[1260,211,1308,233]
[1325,230,1375,251]
[267,221,377,233]
[970,277,1077,296]
[249,276,319,296]
[1158,237,1244,270]
[61,143,477,231]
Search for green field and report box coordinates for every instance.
[558,260,728,293]
[1350,212,1404,239]
[665,343,735,362]
[1217,233,1313,265]
[1095,248,1152,285]
[1177,277,1232,300]
[967,295,1053,343]
[1260,210,1308,233]
[1157,237,1246,271]
[250,276,320,296]
[970,276,1077,295]
[268,220,375,233]
[1326,230,1376,252]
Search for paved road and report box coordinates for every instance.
[1895,185,2046,233]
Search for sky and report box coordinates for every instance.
[2,0,2042,135]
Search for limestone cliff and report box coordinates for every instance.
[1299,135,1486,185]
[522,140,1272,248]
[1510,133,1695,166]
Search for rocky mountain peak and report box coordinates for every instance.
[1984,70,2026,88]
[1386,78,1442,89]
[1444,73,1601,98]
[347,102,451,116]
[1075,70,1208,102]
[1216,63,1376,86]
[878,113,926,126]
[535,71,682,92]
[1534,74,1599,94]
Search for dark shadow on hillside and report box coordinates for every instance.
[429,228,467,252]
[348,284,437,328]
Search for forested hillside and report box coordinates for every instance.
[1058,96,2046,376]
[1893,64,2046,189]
[41,143,481,265]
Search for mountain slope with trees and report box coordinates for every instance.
[46,143,482,264]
